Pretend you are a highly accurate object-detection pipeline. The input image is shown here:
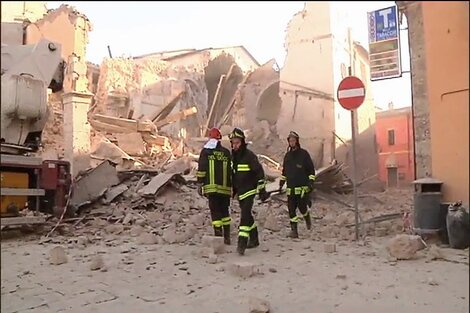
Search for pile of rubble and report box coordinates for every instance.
[39,153,412,246]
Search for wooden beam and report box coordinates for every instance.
[155,106,198,128]
[204,74,227,134]
[150,91,185,123]
[90,115,156,133]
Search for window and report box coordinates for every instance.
[388,129,395,146]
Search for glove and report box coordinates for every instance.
[279,180,285,192]
[197,184,204,197]
[258,188,269,202]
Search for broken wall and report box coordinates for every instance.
[26,4,92,93]
[278,2,378,174]
[24,5,93,174]
[235,59,280,129]
[278,2,337,167]
[94,57,208,138]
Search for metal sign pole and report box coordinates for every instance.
[350,109,360,240]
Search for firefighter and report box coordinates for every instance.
[229,127,269,255]
[197,127,232,245]
[279,131,316,238]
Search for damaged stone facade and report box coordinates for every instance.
[26,4,92,94]
[93,46,263,139]
[278,1,378,180]
[20,3,93,175]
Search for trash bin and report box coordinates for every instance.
[412,178,444,235]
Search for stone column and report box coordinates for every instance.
[63,91,93,177]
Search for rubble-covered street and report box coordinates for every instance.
[1,2,469,313]
[1,225,468,313]
[1,184,469,313]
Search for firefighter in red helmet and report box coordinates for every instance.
[197,127,232,244]
[279,131,316,238]
[229,127,269,255]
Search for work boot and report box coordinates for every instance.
[304,213,312,230]
[223,225,231,245]
[288,222,299,239]
[237,236,248,255]
[247,226,260,249]
[213,227,223,237]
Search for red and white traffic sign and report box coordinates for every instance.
[337,76,366,110]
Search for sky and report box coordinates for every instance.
[48,1,412,110]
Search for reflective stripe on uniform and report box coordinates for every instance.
[250,223,257,230]
[237,164,250,172]
[203,184,231,195]
[196,171,206,178]
[221,217,232,225]
[257,179,266,191]
[212,220,223,227]
[223,161,228,188]
[238,189,257,200]
[286,186,310,197]
[290,216,300,223]
[238,225,251,238]
[302,211,310,217]
[280,175,286,180]
[309,175,316,181]
[209,159,215,185]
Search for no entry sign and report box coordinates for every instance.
[337,76,366,110]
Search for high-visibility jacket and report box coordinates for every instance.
[197,142,232,196]
[280,147,316,197]
[232,146,266,200]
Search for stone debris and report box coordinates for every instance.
[90,255,105,271]
[207,254,219,264]
[427,277,439,286]
[49,246,68,265]
[202,236,225,255]
[249,297,271,313]
[387,234,427,260]
[428,245,445,260]
[137,232,158,245]
[263,213,281,232]
[324,243,337,253]
[229,262,262,279]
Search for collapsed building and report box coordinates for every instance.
[1,2,379,191]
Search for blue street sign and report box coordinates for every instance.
[374,6,398,42]
[367,5,402,81]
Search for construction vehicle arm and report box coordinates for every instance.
[1,39,65,153]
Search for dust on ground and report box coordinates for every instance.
[1,196,469,313]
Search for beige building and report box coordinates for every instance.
[277,2,378,176]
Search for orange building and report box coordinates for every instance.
[376,106,414,188]
[397,1,469,203]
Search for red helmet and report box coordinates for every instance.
[208,127,222,139]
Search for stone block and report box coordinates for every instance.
[201,235,225,254]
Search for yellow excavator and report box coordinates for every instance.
[1,39,72,228]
